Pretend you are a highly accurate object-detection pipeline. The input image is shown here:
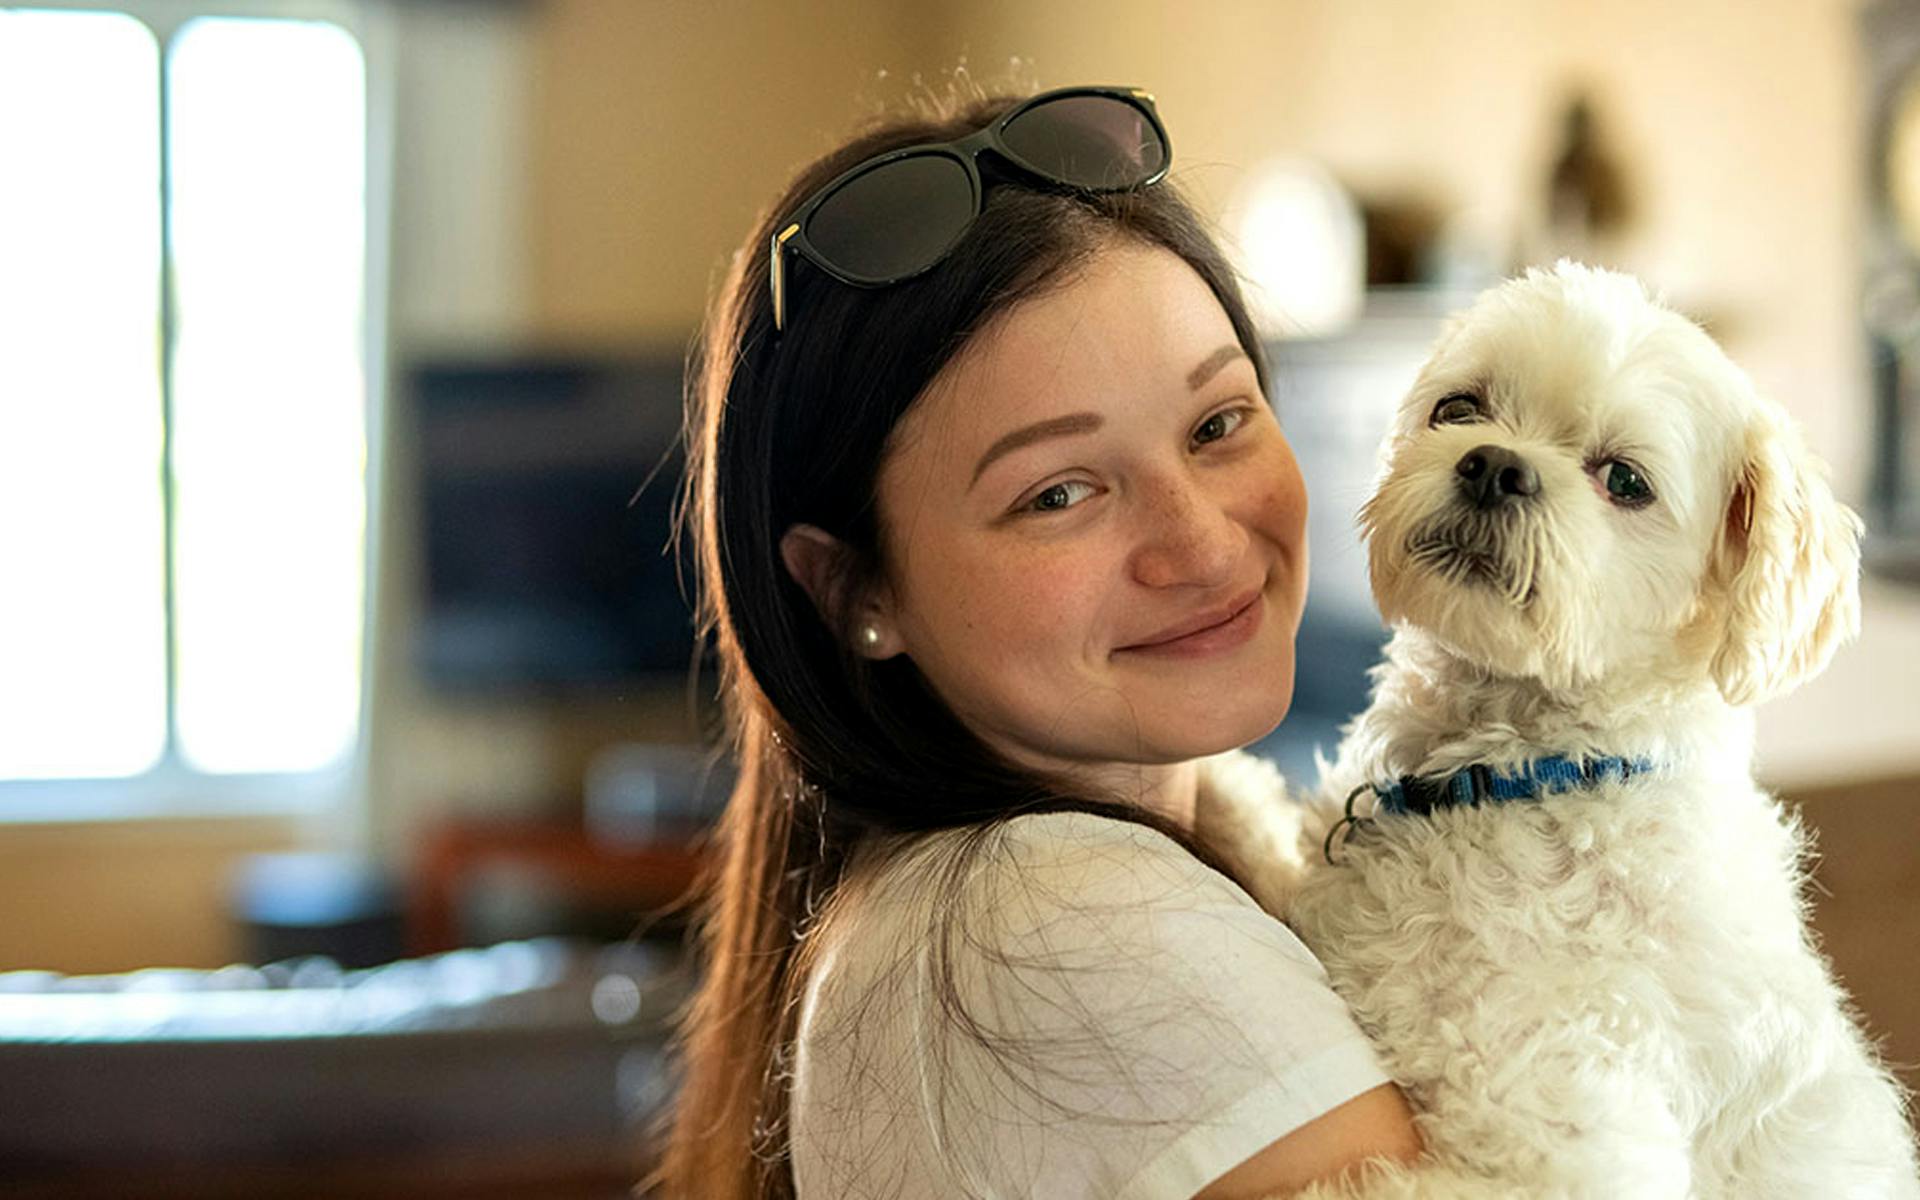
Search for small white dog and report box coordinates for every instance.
[1205,262,1919,1198]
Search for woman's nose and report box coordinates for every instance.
[1128,475,1246,589]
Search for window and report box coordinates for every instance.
[0,4,383,818]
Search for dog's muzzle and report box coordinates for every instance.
[1406,495,1540,607]
[1408,516,1510,580]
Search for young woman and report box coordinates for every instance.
[649,86,1423,1199]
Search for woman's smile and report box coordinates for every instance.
[1115,581,1267,658]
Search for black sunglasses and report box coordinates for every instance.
[769,86,1171,332]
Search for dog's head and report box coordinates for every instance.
[1360,261,1861,704]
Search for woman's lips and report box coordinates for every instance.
[1116,589,1265,658]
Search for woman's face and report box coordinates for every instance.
[869,239,1309,773]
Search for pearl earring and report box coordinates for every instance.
[859,624,882,649]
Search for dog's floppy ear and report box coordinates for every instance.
[1709,408,1864,706]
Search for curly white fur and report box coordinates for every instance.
[1207,263,1919,1198]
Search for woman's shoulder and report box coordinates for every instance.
[986,806,1250,913]
[791,757,1392,1200]
[848,804,1245,948]
[986,749,1306,913]
[838,749,1302,946]
[799,749,1315,1049]
[824,809,1318,1016]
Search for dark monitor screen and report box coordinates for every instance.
[409,357,707,694]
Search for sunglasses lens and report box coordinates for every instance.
[805,152,975,282]
[999,95,1166,189]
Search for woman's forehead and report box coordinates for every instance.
[887,242,1242,472]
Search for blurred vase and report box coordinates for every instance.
[1223,156,1365,340]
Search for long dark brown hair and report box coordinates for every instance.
[646,89,1273,1200]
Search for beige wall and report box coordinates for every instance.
[530,0,1869,478]
[524,0,935,344]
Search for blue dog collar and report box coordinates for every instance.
[1373,754,1658,816]
[1323,754,1660,864]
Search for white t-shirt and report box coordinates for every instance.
[789,760,1390,1200]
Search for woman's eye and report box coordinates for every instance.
[1192,407,1248,446]
[1429,393,1482,426]
[1600,460,1655,506]
[1024,479,1097,513]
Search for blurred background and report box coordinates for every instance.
[3,0,1918,1195]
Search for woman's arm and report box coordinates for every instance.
[1194,1082,1423,1200]
[1193,1081,1539,1199]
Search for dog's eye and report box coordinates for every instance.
[1429,393,1482,426]
[1601,461,1655,506]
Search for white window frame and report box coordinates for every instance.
[0,0,395,823]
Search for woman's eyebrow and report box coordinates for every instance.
[969,412,1103,487]
[1187,344,1247,391]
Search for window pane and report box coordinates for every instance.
[167,17,366,774]
[0,10,166,780]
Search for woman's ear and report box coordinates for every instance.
[778,524,905,660]
[1708,409,1864,707]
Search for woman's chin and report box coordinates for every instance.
[1131,646,1296,756]
[1168,699,1292,759]
[1121,679,1295,763]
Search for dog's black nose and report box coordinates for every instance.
[1455,445,1539,509]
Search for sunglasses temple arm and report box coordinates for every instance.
[771,222,801,332]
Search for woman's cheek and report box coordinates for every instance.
[963,537,1107,644]
[1244,448,1307,555]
